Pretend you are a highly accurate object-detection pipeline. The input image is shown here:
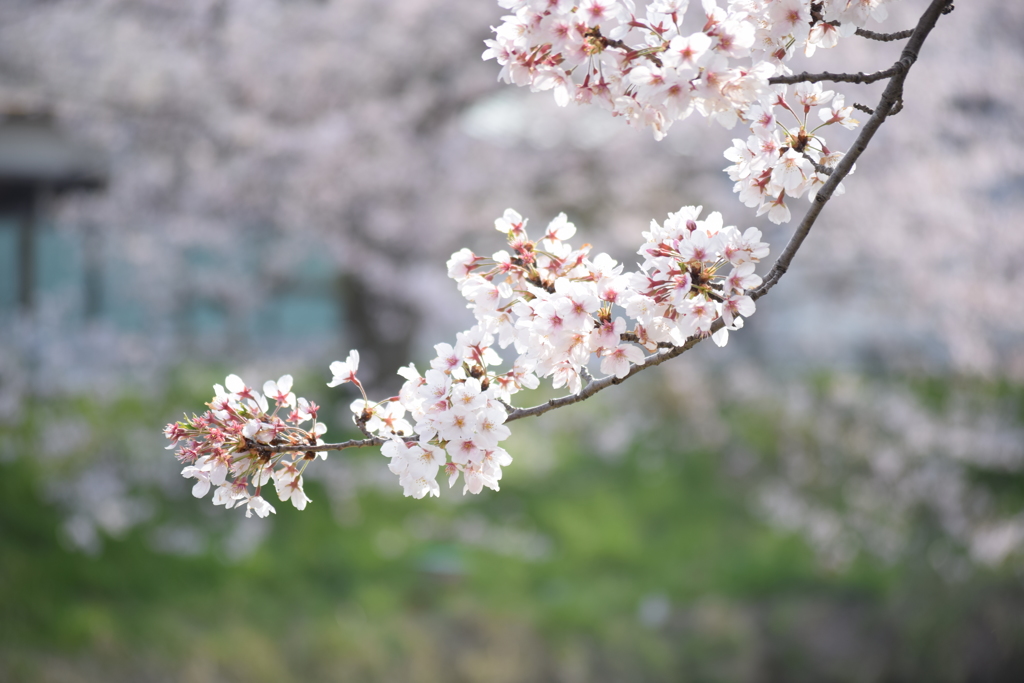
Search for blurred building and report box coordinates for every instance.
[0,108,106,315]
[0,106,345,368]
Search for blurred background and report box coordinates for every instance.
[1,0,1023,680]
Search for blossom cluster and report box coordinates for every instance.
[484,0,890,222]
[341,206,768,500]
[485,0,893,137]
[164,206,769,511]
[725,81,859,223]
[164,374,326,517]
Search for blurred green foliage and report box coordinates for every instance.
[1,370,1023,682]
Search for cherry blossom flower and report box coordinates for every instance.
[245,495,276,519]
[263,375,296,408]
[327,350,361,388]
[275,476,311,511]
[601,344,647,378]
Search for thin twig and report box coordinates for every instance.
[621,332,674,349]
[769,64,902,86]
[855,27,915,42]
[258,436,387,455]
[803,152,833,176]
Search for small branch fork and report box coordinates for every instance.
[267,0,953,455]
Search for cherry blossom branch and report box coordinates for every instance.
[502,0,954,422]
[167,0,957,512]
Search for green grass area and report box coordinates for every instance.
[1,371,1023,681]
